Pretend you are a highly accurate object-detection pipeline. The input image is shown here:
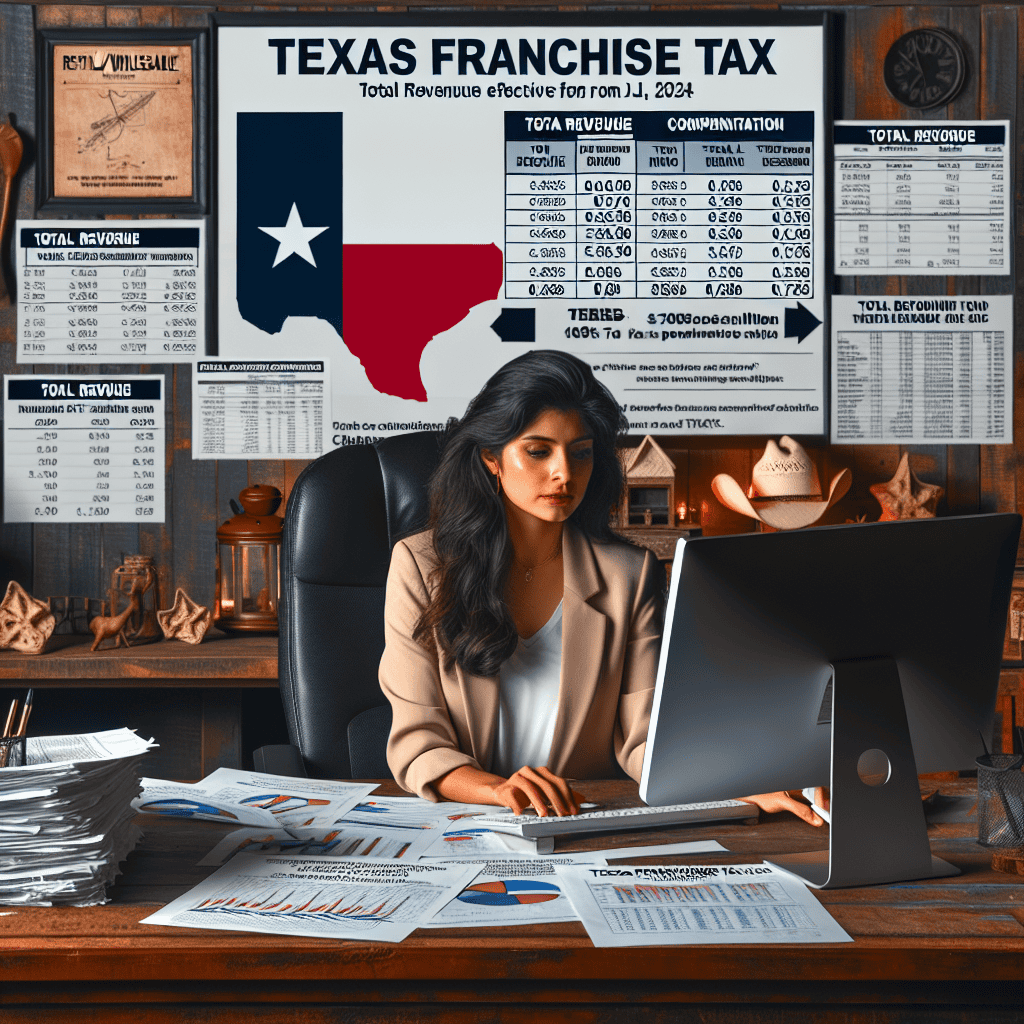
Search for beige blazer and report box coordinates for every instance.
[379,525,664,799]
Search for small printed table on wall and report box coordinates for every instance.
[0,779,1021,1023]
[0,633,278,779]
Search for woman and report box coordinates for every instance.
[380,350,821,825]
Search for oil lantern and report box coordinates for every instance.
[214,485,283,633]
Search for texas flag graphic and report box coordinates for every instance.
[236,111,502,403]
[236,112,344,338]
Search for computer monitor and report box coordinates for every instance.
[640,512,1021,889]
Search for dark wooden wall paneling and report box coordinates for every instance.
[0,4,1020,757]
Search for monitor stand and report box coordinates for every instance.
[766,657,960,889]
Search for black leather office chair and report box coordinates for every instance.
[255,431,443,779]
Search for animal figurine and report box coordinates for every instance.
[89,576,146,651]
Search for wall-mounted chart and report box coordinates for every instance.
[217,14,828,441]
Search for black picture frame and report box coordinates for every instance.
[36,27,208,215]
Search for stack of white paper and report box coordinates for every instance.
[0,728,156,906]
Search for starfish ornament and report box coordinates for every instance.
[869,453,943,521]
[157,588,212,645]
[0,581,54,654]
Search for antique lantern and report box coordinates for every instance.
[214,485,283,633]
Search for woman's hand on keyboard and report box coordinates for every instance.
[492,766,585,817]
[736,791,825,826]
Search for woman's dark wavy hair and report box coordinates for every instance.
[413,349,628,677]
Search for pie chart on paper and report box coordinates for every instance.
[456,879,561,907]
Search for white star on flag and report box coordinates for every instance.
[258,202,329,268]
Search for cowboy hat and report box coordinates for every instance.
[711,436,851,530]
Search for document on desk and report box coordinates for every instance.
[142,853,482,942]
[199,822,441,866]
[420,818,550,859]
[23,728,155,768]
[556,864,852,946]
[423,856,606,928]
[133,769,375,828]
[328,796,499,831]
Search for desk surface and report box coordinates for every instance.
[2,779,1023,1023]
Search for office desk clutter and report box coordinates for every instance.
[133,770,851,946]
[0,727,154,905]
[133,767,376,828]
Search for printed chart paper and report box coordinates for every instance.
[192,359,329,459]
[834,122,1009,275]
[134,770,374,828]
[218,18,828,439]
[424,856,606,928]
[832,294,1011,444]
[328,796,498,831]
[4,374,164,523]
[142,853,482,942]
[16,220,205,362]
[422,820,548,859]
[556,863,852,946]
[199,823,439,866]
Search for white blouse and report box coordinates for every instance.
[492,601,563,777]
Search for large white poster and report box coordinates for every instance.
[217,15,827,443]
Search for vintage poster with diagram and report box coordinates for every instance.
[52,43,193,199]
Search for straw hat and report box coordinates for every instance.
[711,436,851,530]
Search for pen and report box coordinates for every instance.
[2,698,16,739]
[15,689,32,738]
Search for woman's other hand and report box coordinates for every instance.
[492,765,585,817]
[738,790,824,826]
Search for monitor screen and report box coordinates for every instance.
[641,513,1021,808]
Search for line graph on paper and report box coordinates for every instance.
[174,875,441,933]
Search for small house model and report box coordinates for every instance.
[618,435,677,528]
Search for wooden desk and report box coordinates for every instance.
[0,634,279,779]
[2,780,1022,1023]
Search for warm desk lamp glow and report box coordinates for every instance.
[215,486,282,634]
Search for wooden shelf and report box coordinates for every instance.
[0,632,278,687]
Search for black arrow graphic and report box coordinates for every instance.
[490,308,535,342]
[784,302,822,343]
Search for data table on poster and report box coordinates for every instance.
[833,122,1009,275]
[16,221,205,363]
[505,111,815,302]
[193,361,328,460]
[3,375,165,523]
[831,296,1012,444]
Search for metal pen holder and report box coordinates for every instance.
[976,753,1024,847]
[0,735,26,768]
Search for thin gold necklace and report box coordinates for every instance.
[515,539,563,582]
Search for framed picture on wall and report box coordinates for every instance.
[36,28,208,214]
